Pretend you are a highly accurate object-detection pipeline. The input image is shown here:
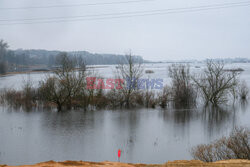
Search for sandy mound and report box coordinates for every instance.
[2,160,250,167]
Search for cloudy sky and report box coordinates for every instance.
[0,0,249,61]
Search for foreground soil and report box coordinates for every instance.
[1,160,250,167]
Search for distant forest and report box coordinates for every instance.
[6,49,144,66]
[0,39,145,73]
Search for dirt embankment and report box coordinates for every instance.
[1,160,250,167]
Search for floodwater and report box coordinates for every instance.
[0,63,250,165]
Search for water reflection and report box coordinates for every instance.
[201,105,236,137]
[159,104,243,140]
[0,63,250,165]
[0,102,249,165]
[239,100,248,112]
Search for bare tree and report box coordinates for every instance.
[169,64,196,107]
[39,53,87,111]
[193,60,239,105]
[116,53,143,108]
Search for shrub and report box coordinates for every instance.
[157,85,171,108]
[106,89,125,108]
[169,64,196,107]
[1,88,37,109]
[191,127,250,162]
[134,90,157,108]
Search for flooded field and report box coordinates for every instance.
[0,63,250,165]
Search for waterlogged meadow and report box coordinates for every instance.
[0,61,250,165]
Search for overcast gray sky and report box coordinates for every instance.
[0,0,249,61]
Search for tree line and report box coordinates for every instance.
[0,39,144,74]
[0,51,248,111]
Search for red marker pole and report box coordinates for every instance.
[118,149,121,162]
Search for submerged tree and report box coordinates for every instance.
[169,64,196,107]
[39,53,87,111]
[116,52,143,108]
[193,60,239,106]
